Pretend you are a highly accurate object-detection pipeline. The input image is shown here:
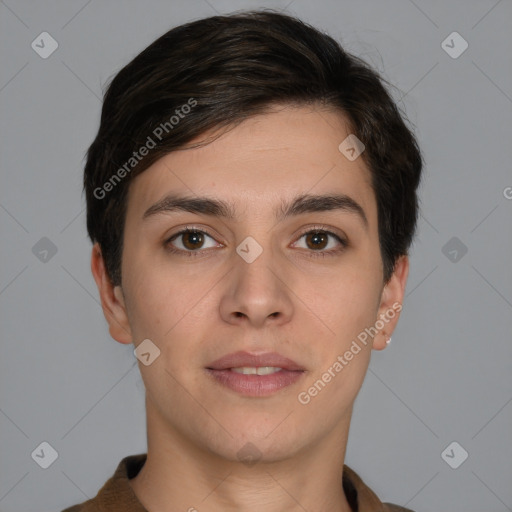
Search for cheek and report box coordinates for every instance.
[123,262,217,357]
[122,243,179,326]
[304,268,381,341]
[298,284,377,410]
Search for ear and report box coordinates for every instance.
[90,242,133,344]
[372,255,409,350]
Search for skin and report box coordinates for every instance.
[91,104,409,512]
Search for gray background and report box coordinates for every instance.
[0,1,511,511]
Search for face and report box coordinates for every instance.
[92,104,408,464]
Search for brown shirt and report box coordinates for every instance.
[62,453,414,512]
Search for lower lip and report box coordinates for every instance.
[205,368,305,396]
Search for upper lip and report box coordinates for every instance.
[206,351,305,371]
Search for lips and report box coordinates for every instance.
[206,351,305,372]
[205,351,306,397]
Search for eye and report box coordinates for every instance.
[165,227,221,255]
[292,227,348,257]
[164,225,348,258]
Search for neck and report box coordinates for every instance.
[129,399,354,512]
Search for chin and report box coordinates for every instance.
[202,419,308,463]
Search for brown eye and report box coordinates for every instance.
[181,231,205,250]
[167,229,219,253]
[304,231,329,250]
[292,228,348,257]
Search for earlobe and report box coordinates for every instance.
[373,255,409,350]
[90,243,133,345]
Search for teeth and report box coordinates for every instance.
[230,366,282,375]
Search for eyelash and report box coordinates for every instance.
[164,225,348,259]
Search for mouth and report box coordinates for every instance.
[230,366,285,375]
[205,351,306,397]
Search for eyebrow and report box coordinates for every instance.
[142,192,368,228]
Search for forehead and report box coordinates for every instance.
[125,105,376,225]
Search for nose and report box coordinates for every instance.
[219,244,294,328]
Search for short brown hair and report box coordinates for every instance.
[84,9,422,286]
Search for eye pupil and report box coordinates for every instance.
[183,231,204,250]
[306,232,328,250]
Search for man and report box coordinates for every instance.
[63,10,421,512]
